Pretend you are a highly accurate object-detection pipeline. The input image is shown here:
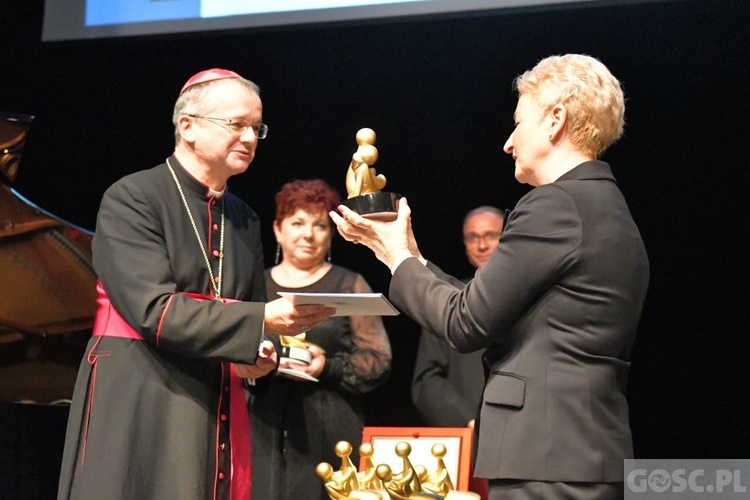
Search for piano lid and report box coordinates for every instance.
[0,112,97,344]
[1,112,34,184]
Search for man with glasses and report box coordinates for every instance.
[411,206,504,497]
[460,206,506,271]
[411,205,505,426]
[57,68,333,500]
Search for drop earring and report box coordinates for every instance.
[275,243,281,265]
[327,246,332,263]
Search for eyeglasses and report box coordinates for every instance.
[464,232,501,245]
[186,114,268,139]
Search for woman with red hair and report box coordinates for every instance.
[250,179,392,500]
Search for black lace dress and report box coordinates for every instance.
[250,264,392,500]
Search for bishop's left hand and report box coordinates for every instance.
[234,340,277,379]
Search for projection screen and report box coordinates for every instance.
[42,0,612,41]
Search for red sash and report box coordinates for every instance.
[92,282,252,500]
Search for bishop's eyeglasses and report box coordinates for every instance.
[186,114,268,139]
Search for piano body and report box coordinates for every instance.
[0,112,97,402]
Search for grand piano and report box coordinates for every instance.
[0,111,97,403]
[1,112,97,498]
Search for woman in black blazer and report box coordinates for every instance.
[331,54,649,500]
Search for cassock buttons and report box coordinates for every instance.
[221,414,227,421]
[220,442,226,451]
[214,276,221,284]
[213,249,220,257]
[219,472,226,480]
[213,223,219,231]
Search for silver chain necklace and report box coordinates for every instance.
[166,159,225,298]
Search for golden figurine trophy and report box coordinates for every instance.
[316,440,482,500]
[342,128,400,222]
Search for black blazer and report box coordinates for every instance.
[390,161,649,482]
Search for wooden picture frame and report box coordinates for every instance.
[359,426,474,491]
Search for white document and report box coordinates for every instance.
[278,292,400,316]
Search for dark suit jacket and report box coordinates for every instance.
[412,278,485,427]
[390,161,649,482]
[411,328,485,426]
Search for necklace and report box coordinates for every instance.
[167,159,225,298]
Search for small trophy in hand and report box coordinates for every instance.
[279,333,313,366]
[342,128,400,222]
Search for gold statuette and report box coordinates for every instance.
[342,128,400,221]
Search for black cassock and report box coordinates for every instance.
[58,157,266,500]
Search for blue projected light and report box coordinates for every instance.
[43,0,610,41]
[86,0,200,27]
[84,0,425,27]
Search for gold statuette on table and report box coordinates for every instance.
[342,128,400,222]
[317,440,480,500]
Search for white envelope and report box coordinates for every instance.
[278,292,400,316]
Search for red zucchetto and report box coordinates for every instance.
[180,68,242,94]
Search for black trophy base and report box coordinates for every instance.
[280,345,311,366]
[342,192,400,222]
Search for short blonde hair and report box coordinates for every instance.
[514,54,625,158]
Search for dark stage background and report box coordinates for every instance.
[1,0,748,494]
